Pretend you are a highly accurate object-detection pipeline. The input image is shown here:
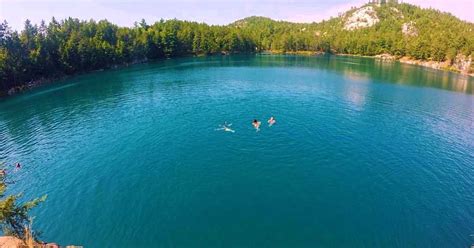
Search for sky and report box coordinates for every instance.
[1,0,473,31]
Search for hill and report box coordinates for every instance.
[0,2,473,96]
[232,3,473,65]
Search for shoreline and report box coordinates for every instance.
[1,52,472,99]
[263,51,474,77]
[0,58,150,99]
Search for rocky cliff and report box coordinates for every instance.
[344,6,380,30]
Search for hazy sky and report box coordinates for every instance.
[1,0,473,31]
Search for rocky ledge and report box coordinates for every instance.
[400,55,473,75]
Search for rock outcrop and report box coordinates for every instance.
[375,53,397,61]
[0,236,62,248]
[452,54,472,74]
[402,21,418,36]
[399,55,473,75]
[399,57,449,70]
[344,6,380,30]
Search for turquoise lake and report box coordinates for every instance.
[0,55,473,247]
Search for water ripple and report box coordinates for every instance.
[0,55,473,247]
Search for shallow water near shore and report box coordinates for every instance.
[0,55,473,247]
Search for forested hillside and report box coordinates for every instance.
[1,2,473,95]
[233,3,474,59]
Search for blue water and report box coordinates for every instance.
[0,55,473,247]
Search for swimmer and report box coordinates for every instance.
[216,122,235,133]
[267,116,276,127]
[252,119,261,131]
[13,162,21,172]
[223,126,235,133]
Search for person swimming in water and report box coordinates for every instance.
[252,119,261,131]
[216,122,235,133]
[13,162,21,172]
[268,116,276,127]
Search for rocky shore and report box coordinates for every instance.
[399,55,473,75]
[269,51,473,76]
[375,53,473,76]
[0,236,81,248]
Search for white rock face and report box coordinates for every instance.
[453,54,472,74]
[344,6,380,30]
[402,21,418,36]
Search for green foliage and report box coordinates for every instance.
[0,18,256,93]
[0,163,46,240]
[0,2,473,94]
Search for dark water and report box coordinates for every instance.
[0,55,473,247]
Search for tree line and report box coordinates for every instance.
[0,18,256,93]
[1,2,473,94]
